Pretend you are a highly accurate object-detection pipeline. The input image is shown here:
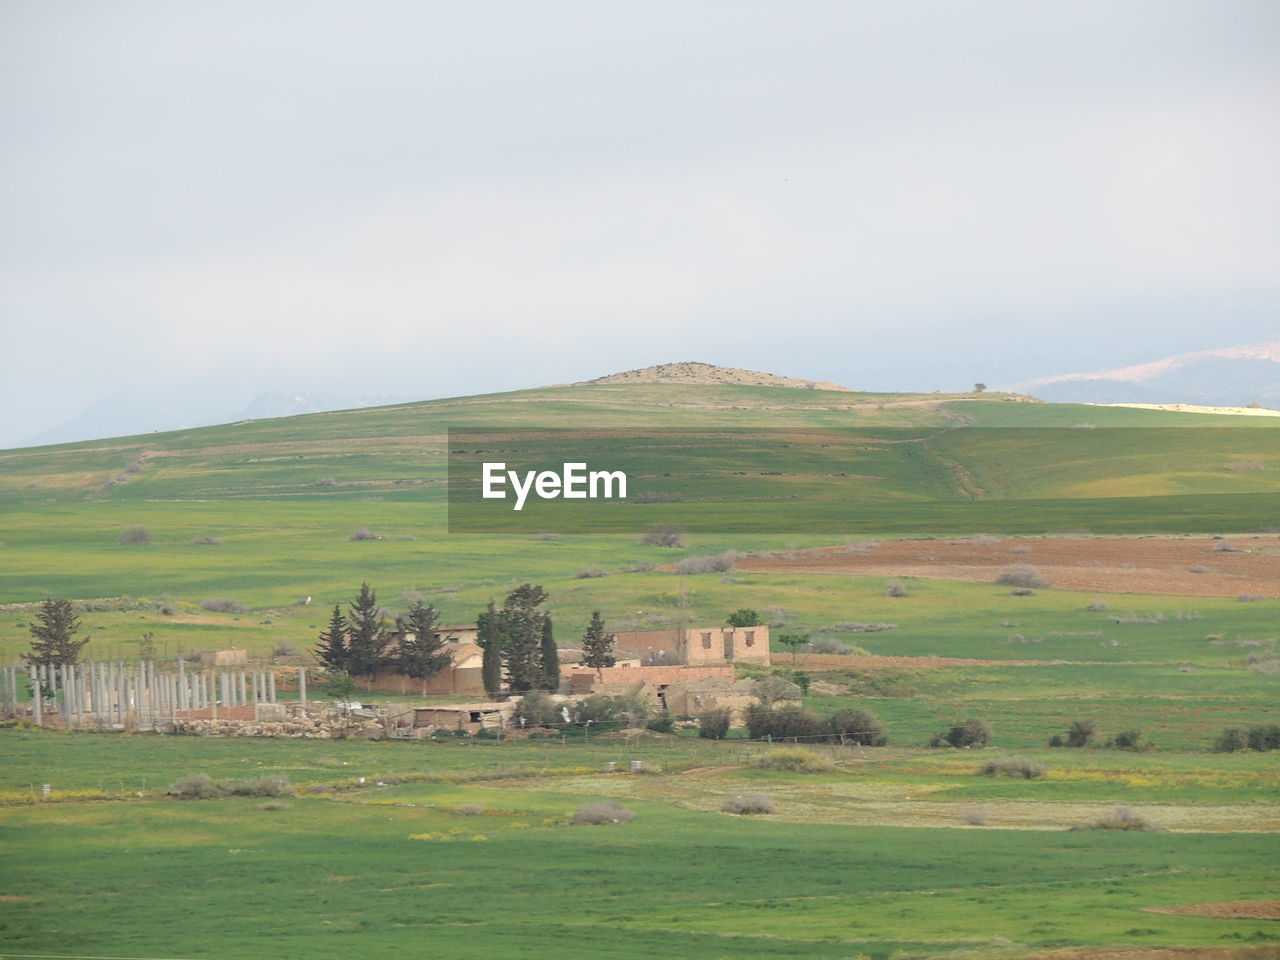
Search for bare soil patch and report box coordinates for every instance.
[738,535,1280,597]
[1146,900,1280,921]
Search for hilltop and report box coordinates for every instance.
[574,361,855,391]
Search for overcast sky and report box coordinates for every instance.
[2,1,1278,445]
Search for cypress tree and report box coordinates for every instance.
[539,614,560,691]
[479,600,502,698]
[396,601,452,680]
[315,604,349,673]
[501,583,547,693]
[345,582,391,677]
[579,610,616,672]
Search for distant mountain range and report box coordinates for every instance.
[13,391,416,449]
[1010,341,1280,408]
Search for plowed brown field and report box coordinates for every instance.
[737,535,1280,597]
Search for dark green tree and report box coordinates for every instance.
[479,600,502,698]
[579,610,616,671]
[776,631,809,663]
[24,599,90,667]
[315,604,349,673]
[345,583,392,677]
[499,583,548,693]
[727,608,761,627]
[396,601,452,680]
[539,614,560,691]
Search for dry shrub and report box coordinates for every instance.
[571,801,635,825]
[168,773,219,799]
[962,809,989,826]
[575,567,607,579]
[886,581,908,598]
[348,527,380,541]
[455,803,488,816]
[755,748,834,773]
[995,564,1050,589]
[722,793,774,815]
[191,535,222,545]
[261,801,291,811]
[223,776,294,798]
[200,598,246,614]
[1071,806,1162,832]
[1238,593,1263,602]
[119,525,153,545]
[640,524,685,548]
[979,756,1046,779]
[1188,565,1214,574]
[1086,601,1108,612]
[1225,460,1265,471]
[675,551,739,574]
[1212,540,1244,552]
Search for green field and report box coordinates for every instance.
[2,381,1279,958]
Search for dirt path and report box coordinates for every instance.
[739,535,1280,597]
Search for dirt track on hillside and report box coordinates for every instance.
[737,535,1280,597]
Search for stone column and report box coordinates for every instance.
[267,671,276,703]
[298,668,307,707]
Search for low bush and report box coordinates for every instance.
[191,535,222,545]
[1066,719,1097,748]
[514,691,564,727]
[962,809,989,826]
[1214,724,1280,752]
[675,552,739,575]
[827,708,888,746]
[200,598,246,614]
[348,527,380,541]
[1104,729,1153,751]
[645,711,675,734]
[223,776,294,798]
[1215,728,1249,752]
[979,756,1046,779]
[571,801,635,825]
[575,567,607,579]
[168,773,220,799]
[933,718,992,748]
[697,706,732,740]
[1070,806,1162,832]
[722,793,775,815]
[260,801,291,811]
[755,748,834,773]
[886,581,908,598]
[994,564,1050,589]
[640,524,685,548]
[119,525,153,545]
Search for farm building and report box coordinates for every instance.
[412,701,512,735]
[612,625,770,666]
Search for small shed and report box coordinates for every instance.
[413,702,509,734]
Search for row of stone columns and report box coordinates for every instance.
[5,661,292,729]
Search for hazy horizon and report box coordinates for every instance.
[3,2,1278,446]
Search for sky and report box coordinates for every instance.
[2,1,1278,446]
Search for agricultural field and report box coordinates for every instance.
[2,381,1279,958]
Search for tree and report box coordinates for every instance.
[24,599,90,667]
[1066,719,1097,748]
[973,382,988,393]
[344,582,392,677]
[727,608,761,627]
[315,604,349,673]
[580,610,616,671]
[752,674,801,704]
[539,615,560,691]
[828,708,888,746]
[324,671,358,705]
[396,601,452,681]
[776,631,809,663]
[499,583,549,694]
[479,600,502,698]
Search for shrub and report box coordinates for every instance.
[1212,540,1244,552]
[807,637,868,655]
[261,801,291,811]
[314,477,337,486]
[575,567,607,579]
[886,581,908,598]
[1066,719,1097,748]
[348,527,379,541]
[697,706,732,740]
[752,674,801,704]
[168,773,220,799]
[455,803,488,816]
[1214,727,1248,752]
[1048,734,1065,747]
[962,809,989,826]
[1238,593,1263,602]
[755,748,834,773]
[1071,806,1162,832]
[514,691,564,728]
[722,793,775,815]
[1188,565,1213,574]
[767,704,827,740]
[1246,724,1280,752]
[827,708,888,746]
[675,552,739,575]
[934,718,992,748]
[1224,460,1265,471]
[1086,601,1108,612]
[727,608,761,627]
[994,564,1050,589]
[200,598,246,614]
[571,801,635,825]
[191,536,222,545]
[645,711,675,734]
[119,525,153,545]
[1010,588,1035,596]
[640,524,685,548]
[979,756,1046,779]
[223,776,294,798]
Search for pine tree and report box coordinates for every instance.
[500,583,547,693]
[539,614,560,691]
[345,582,391,677]
[315,604,349,673]
[396,601,452,680]
[479,599,502,698]
[579,610,616,671]
[24,598,90,667]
